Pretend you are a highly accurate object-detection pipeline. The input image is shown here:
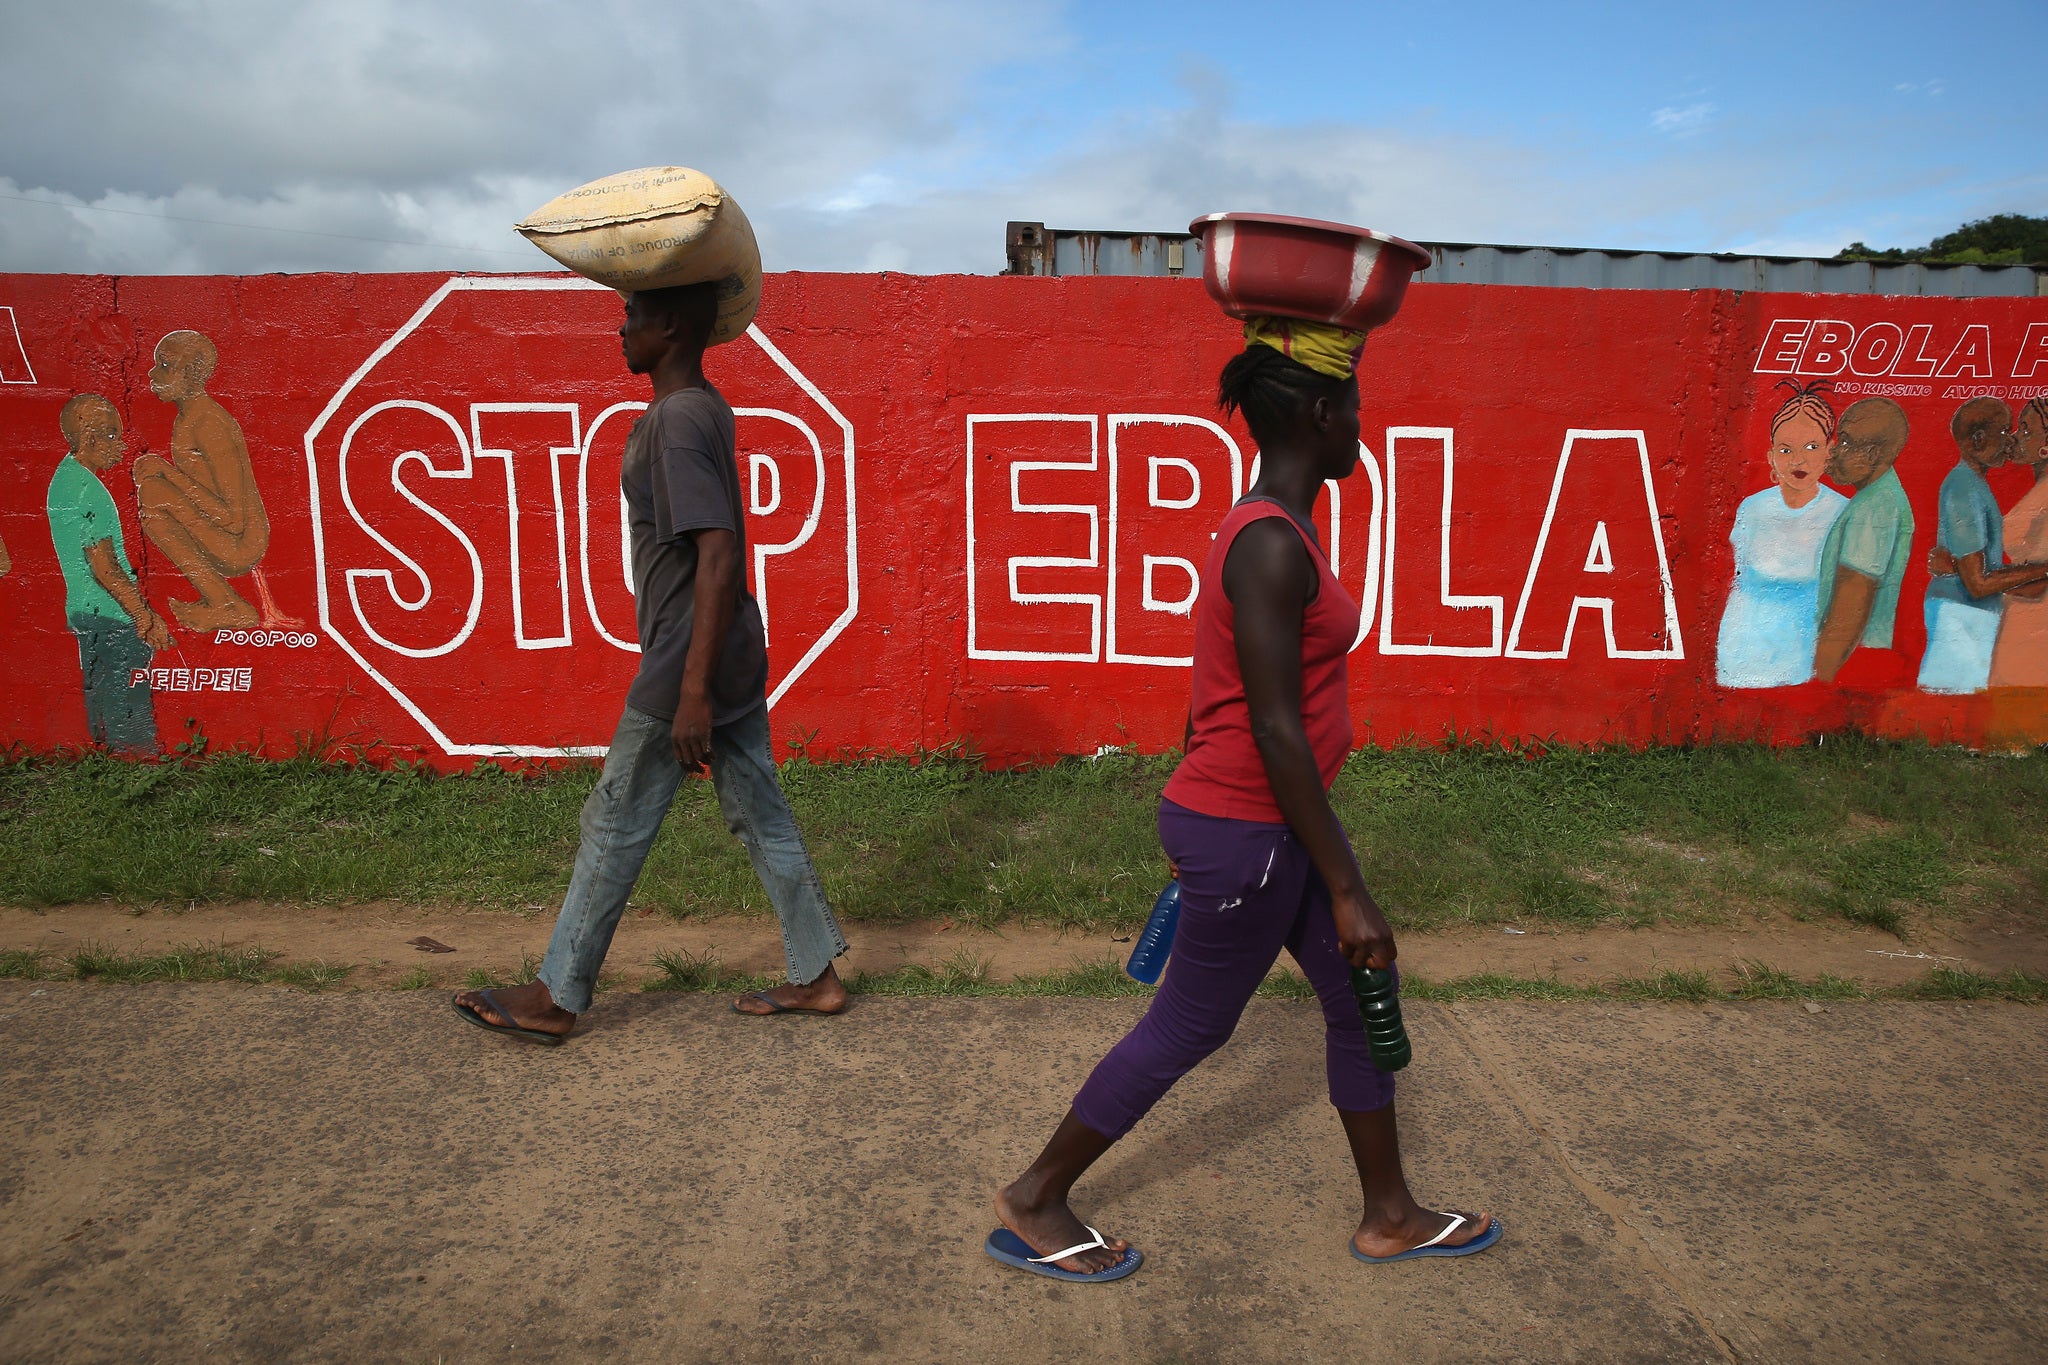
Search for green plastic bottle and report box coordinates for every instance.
[1350,966,1412,1072]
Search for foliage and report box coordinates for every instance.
[1835,213,2048,267]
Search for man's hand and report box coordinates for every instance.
[135,608,171,652]
[1929,544,1957,576]
[1332,888,1397,970]
[132,451,170,481]
[671,692,714,770]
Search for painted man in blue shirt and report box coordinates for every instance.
[1919,397,2048,693]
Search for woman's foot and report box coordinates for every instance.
[732,963,849,1016]
[1351,1206,1494,1260]
[451,979,576,1038]
[995,1181,1130,1274]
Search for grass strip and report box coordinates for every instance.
[0,942,351,990]
[1,946,2041,1002]
[633,951,2048,1005]
[7,738,2048,935]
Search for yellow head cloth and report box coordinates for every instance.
[1242,316,1367,381]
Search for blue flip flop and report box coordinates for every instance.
[1351,1212,1503,1264]
[985,1225,1142,1283]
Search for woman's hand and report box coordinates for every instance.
[1332,888,1396,970]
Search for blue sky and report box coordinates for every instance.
[1,0,2040,273]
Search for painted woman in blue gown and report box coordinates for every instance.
[1717,383,1848,688]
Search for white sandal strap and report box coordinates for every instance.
[1029,1224,1110,1264]
[1415,1213,1467,1251]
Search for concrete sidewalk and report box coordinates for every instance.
[0,982,2039,1362]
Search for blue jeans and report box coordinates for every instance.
[70,613,157,755]
[537,702,847,1013]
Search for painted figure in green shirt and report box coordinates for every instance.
[1814,398,1915,683]
[46,394,167,754]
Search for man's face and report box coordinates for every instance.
[618,295,668,376]
[148,347,193,401]
[1957,408,2012,471]
[71,405,125,471]
[1828,413,1898,486]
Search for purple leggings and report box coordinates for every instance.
[1072,799,1396,1141]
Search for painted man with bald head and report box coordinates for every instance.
[1813,397,1916,683]
[47,393,166,753]
[133,329,296,631]
[1918,397,2048,693]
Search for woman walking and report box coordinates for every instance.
[988,319,1499,1282]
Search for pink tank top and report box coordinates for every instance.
[1163,499,1360,823]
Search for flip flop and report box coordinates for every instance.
[984,1225,1142,1283]
[450,989,568,1047]
[1351,1212,1503,1264]
[731,991,846,1017]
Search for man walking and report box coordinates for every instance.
[454,283,848,1043]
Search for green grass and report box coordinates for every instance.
[644,948,775,995]
[1894,966,2048,1001]
[0,940,346,988]
[5,737,2048,934]
[2,943,2040,1003]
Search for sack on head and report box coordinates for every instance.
[516,167,761,346]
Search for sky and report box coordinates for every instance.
[2,0,2041,276]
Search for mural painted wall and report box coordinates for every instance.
[0,272,2044,768]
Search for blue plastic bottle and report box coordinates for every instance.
[1124,881,1183,984]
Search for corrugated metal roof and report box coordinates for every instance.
[1003,222,2048,298]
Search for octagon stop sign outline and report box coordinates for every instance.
[304,276,858,757]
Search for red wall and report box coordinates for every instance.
[2,270,2045,766]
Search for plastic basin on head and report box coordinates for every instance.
[1188,213,1433,332]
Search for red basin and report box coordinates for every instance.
[1188,212,1433,332]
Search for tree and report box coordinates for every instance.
[1836,214,2048,266]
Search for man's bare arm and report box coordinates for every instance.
[1953,550,2048,600]
[1814,567,1878,682]
[672,527,740,768]
[137,418,255,533]
[85,540,170,649]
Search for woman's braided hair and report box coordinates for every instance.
[1769,378,1837,441]
[1218,344,1350,443]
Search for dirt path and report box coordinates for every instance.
[5,900,2044,990]
[2,982,2042,1361]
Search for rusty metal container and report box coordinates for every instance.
[1188,212,1431,331]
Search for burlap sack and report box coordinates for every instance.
[516,167,761,345]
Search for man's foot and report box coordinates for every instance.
[994,1182,1130,1275]
[732,963,848,1016]
[451,979,576,1039]
[1351,1207,1494,1260]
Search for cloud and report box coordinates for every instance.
[0,3,2031,278]
[1650,103,1718,136]
[0,0,1058,271]
[1893,79,1947,96]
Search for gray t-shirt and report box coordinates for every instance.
[622,386,769,724]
